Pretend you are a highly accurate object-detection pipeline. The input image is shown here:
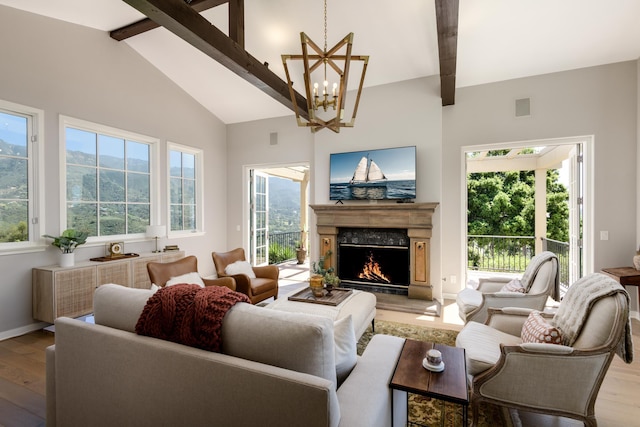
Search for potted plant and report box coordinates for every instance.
[310,250,338,297]
[44,228,88,267]
[295,240,307,264]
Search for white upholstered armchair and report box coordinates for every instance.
[457,251,560,324]
[455,273,633,427]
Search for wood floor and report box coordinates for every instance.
[1,301,638,426]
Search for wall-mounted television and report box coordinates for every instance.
[330,146,416,201]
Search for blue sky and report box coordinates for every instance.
[330,146,416,183]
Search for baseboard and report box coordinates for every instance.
[0,321,49,341]
[442,292,458,301]
[630,310,639,321]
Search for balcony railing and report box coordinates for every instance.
[468,235,535,273]
[468,234,570,288]
[268,230,301,264]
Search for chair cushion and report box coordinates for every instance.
[249,277,277,295]
[501,278,525,293]
[521,311,562,344]
[455,321,522,376]
[225,260,256,278]
[456,287,483,315]
[165,272,205,288]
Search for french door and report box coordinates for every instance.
[249,170,269,266]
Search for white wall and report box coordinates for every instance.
[0,6,228,338]
[441,61,638,304]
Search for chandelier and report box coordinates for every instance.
[282,0,369,133]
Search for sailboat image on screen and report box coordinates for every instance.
[348,155,388,188]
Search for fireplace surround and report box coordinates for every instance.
[310,203,438,300]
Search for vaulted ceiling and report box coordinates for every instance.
[1,0,640,125]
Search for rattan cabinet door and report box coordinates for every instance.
[97,261,131,288]
[54,267,97,320]
[130,255,161,289]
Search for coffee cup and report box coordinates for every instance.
[426,349,442,366]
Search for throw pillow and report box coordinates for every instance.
[165,272,206,288]
[150,283,160,292]
[334,315,357,386]
[521,310,562,344]
[501,278,525,293]
[225,260,257,278]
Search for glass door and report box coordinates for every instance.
[250,170,269,266]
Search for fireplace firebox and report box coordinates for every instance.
[338,228,410,294]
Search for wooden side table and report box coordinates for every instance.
[390,339,468,426]
[601,267,640,287]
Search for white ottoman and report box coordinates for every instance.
[265,289,376,339]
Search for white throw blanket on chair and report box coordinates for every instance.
[553,272,633,363]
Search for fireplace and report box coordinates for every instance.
[311,203,438,300]
[337,228,410,294]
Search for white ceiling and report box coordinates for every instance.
[2,0,640,124]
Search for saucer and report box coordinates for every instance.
[422,358,445,372]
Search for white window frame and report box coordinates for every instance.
[167,142,204,237]
[59,116,160,244]
[0,99,45,255]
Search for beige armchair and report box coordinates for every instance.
[457,251,559,324]
[147,255,235,290]
[212,248,279,304]
[456,273,633,427]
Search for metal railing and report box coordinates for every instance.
[468,234,570,288]
[467,235,535,273]
[542,237,570,289]
[268,230,301,264]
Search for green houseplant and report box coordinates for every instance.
[44,229,88,253]
[44,229,88,268]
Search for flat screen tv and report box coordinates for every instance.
[330,146,416,201]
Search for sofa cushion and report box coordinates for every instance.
[334,315,357,385]
[225,260,256,278]
[165,272,205,288]
[94,284,154,332]
[521,310,562,344]
[222,303,338,387]
[456,287,483,315]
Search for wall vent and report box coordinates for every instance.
[269,132,278,145]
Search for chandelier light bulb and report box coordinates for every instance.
[313,82,319,96]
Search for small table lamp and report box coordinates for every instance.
[146,225,166,253]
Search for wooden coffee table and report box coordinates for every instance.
[390,339,468,426]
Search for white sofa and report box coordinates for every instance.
[46,284,407,427]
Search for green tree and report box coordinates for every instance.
[467,169,568,241]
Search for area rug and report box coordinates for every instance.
[357,320,507,427]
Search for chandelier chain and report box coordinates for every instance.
[323,0,327,51]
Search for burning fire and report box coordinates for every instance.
[358,253,391,283]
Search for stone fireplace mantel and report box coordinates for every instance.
[310,203,438,300]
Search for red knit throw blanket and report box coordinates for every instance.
[135,284,250,352]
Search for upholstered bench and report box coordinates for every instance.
[265,289,376,339]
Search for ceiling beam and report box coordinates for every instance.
[111,0,226,41]
[121,0,309,119]
[435,0,459,106]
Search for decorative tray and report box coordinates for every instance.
[90,253,140,262]
[287,287,353,306]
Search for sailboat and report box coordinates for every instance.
[348,155,387,187]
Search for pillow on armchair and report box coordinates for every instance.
[225,260,257,278]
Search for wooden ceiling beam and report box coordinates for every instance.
[120,0,309,119]
[111,0,227,41]
[435,0,459,106]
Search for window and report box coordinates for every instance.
[168,143,203,234]
[0,100,43,252]
[62,116,158,239]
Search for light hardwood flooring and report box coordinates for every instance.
[1,282,639,426]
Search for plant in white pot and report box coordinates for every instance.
[44,229,88,267]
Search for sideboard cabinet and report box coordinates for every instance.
[33,251,184,323]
